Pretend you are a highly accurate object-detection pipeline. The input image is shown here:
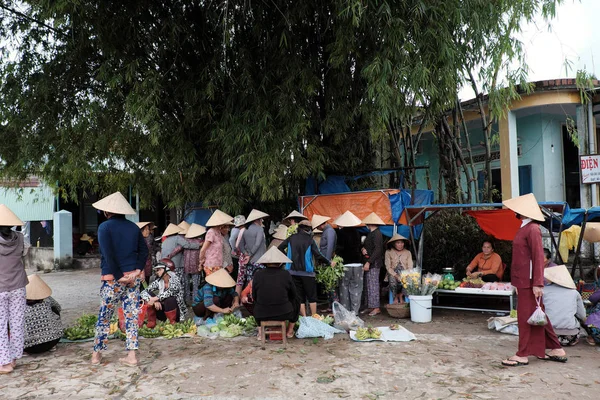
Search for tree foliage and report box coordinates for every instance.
[0,1,564,211]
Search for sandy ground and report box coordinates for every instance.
[2,268,598,399]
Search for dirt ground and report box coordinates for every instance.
[2,268,598,399]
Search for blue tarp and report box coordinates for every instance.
[304,176,350,195]
[184,204,217,226]
[385,189,434,239]
[561,206,600,227]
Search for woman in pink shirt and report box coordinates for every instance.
[199,210,233,276]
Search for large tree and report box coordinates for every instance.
[0,1,563,211]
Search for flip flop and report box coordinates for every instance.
[501,358,529,367]
[368,310,381,316]
[586,337,596,346]
[539,354,568,363]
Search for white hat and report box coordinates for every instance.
[185,223,207,239]
[272,224,287,241]
[311,214,330,229]
[246,209,269,224]
[283,210,307,222]
[583,222,600,243]
[362,212,385,225]
[544,265,576,289]
[177,221,191,234]
[256,246,293,265]
[313,229,323,234]
[92,192,136,215]
[0,204,24,226]
[387,233,408,245]
[26,274,52,300]
[205,210,234,227]
[136,222,155,230]
[234,215,247,227]
[205,268,236,288]
[334,211,362,227]
[502,193,544,222]
[162,223,182,238]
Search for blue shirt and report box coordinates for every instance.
[98,216,148,280]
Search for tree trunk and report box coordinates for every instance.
[457,98,479,202]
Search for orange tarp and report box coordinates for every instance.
[299,190,399,225]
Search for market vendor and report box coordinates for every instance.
[585,288,600,345]
[465,240,503,282]
[252,247,298,339]
[24,275,63,354]
[140,260,187,325]
[199,210,234,276]
[192,268,240,319]
[385,233,413,305]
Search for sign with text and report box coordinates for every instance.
[581,154,600,184]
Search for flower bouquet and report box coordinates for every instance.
[400,269,441,296]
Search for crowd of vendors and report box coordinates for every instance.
[1,191,600,373]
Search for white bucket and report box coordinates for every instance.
[408,295,433,323]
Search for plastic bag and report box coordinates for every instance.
[296,316,345,340]
[527,298,548,326]
[332,301,364,332]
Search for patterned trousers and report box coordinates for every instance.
[93,279,140,352]
[364,266,381,309]
[0,287,26,365]
[339,266,363,314]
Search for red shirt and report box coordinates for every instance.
[511,221,545,289]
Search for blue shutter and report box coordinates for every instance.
[519,165,532,195]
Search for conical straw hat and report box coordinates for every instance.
[583,222,600,243]
[205,268,236,288]
[283,210,307,222]
[0,204,24,226]
[185,223,207,239]
[162,223,182,238]
[387,233,409,245]
[362,212,386,225]
[136,222,155,230]
[26,274,52,300]
[334,210,362,227]
[272,225,287,240]
[246,209,269,224]
[177,221,191,234]
[205,210,234,227]
[313,229,323,234]
[92,192,136,215]
[256,246,293,265]
[311,214,331,229]
[544,265,576,289]
[502,193,544,221]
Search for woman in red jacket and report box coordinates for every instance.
[501,193,566,366]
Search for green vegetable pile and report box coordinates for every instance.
[202,315,258,337]
[64,314,98,340]
[316,255,345,292]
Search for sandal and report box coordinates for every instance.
[586,337,596,346]
[501,357,529,367]
[539,354,568,363]
[368,310,381,317]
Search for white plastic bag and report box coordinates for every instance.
[332,301,364,332]
[296,316,344,340]
[527,298,548,326]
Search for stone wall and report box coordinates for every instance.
[24,247,100,271]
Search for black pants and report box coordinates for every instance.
[25,338,60,354]
[156,296,180,321]
[192,294,234,319]
[255,298,300,325]
[482,274,499,282]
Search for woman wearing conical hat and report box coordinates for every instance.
[136,222,156,284]
[182,224,207,303]
[236,209,269,299]
[252,247,299,339]
[334,211,364,315]
[385,233,413,305]
[361,212,386,316]
[162,222,201,298]
[501,193,567,366]
[199,210,234,276]
[0,204,28,374]
[23,275,63,354]
[90,192,148,367]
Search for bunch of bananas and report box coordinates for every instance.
[355,326,382,340]
[173,320,197,335]
[138,326,162,338]
[162,323,184,339]
[109,322,119,335]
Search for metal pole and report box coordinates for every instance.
[555,203,566,264]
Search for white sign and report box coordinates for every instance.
[581,155,600,184]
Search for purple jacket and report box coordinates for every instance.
[586,290,600,327]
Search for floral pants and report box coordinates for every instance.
[0,287,26,365]
[93,279,140,352]
[364,266,381,309]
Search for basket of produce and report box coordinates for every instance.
[385,303,410,319]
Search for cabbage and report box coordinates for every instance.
[210,326,220,333]
[219,324,243,338]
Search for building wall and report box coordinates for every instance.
[412,112,572,203]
